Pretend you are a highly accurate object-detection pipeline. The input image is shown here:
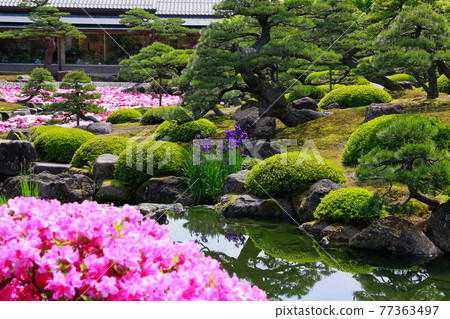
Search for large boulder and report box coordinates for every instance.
[15,75,31,83]
[34,162,71,175]
[364,103,405,122]
[137,176,193,206]
[282,109,332,127]
[292,97,318,110]
[95,179,130,205]
[299,179,345,222]
[0,140,37,181]
[1,172,95,203]
[6,129,30,140]
[236,116,276,140]
[0,111,12,121]
[428,201,450,253]
[230,107,259,122]
[217,194,294,218]
[92,154,119,186]
[86,122,113,135]
[244,140,286,160]
[350,215,442,258]
[222,170,249,195]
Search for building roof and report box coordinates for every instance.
[0,0,223,16]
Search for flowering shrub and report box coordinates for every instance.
[0,197,266,301]
[185,125,248,204]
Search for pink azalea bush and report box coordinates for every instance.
[0,197,266,301]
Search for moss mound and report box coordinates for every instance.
[437,75,450,94]
[155,119,217,142]
[317,84,346,94]
[286,84,325,102]
[106,109,142,124]
[343,114,450,166]
[245,152,346,198]
[114,141,188,185]
[389,74,416,82]
[34,128,95,163]
[71,136,128,168]
[318,85,392,109]
[314,187,380,224]
[141,106,191,125]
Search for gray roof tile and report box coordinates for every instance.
[0,0,222,16]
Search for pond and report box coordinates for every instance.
[167,208,450,301]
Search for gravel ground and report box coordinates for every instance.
[0,79,137,88]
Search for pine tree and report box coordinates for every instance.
[50,71,101,126]
[19,67,55,102]
[0,4,85,70]
[119,8,195,48]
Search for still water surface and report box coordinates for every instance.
[167,208,450,301]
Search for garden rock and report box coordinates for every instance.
[231,97,242,107]
[364,103,405,122]
[25,102,44,109]
[0,140,37,181]
[245,140,285,159]
[34,162,71,175]
[428,201,450,253]
[299,179,345,222]
[84,115,100,123]
[15,75,30,82]
[222,170,249,195]
[86,122,113,135]
[350,215,442,258]
[327,102,341,109]
[137,176,193,206]
[395,81,415,90]
[282,109,332,127]
[300,220,331,236]
[13,109,32,116]
[0,111,12,121]
[95,180,130,205]
[321,223,363,243]
[236,116,276,140]
[6,128,30,140]
[122,83,149,93]
[230,107,259,122]
[1,172,95,203]
[170,203,185,214]
[292,97,318,110]
[130,117,141,123]
[92,154,119,186]
[217,194,294,218]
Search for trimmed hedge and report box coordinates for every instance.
[343,114,450,166]
[34,128,95,163]
[388,74,416,82]
[318,85,392,109]
[71,136,128,168]
[286,84,325,102]
[155,119,217,142]
[314,187,379,224]
[106,109,142,124]
[28,126,64,141]
[244,152,346,198]
[141,106,191,125]
[114,141,188,185]
[438,74,450,94]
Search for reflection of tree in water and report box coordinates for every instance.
[353,268,446,301]
[208,238,335,301]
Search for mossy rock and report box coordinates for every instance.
[94,179,131,205]
[71,136,128,168]
[318,85,392,109]
[34,128,95,163]
[245,152,347,198]
[114,140,188,185]
[106,109,142,124]
[155,119,217,142]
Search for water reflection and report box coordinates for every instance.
[167,209,450,301]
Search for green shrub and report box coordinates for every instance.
[388,73,416,82]
[314,187,380,224]
[241,157,263,170]
[34,128,95,163]
[155,119,217,142]
[286,84,325,102]
[134,107,153,115]
[114,141,188,185]
[27,126,64,141]
[318,85,392,109]
[106,109,142,124]
[304,71,339,85]
[0,132,8,139]
[317,84,346,94]
[244,152,346,198]
[343,114,450,166]
[71,136,128,168]
[141,106,191,125]
[437,74,450,94]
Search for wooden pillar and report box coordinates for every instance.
[103,33,107,62]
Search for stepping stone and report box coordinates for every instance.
[34,162,72,175]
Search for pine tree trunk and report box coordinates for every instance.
[427,62,439,99]
[44,38,55,71]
